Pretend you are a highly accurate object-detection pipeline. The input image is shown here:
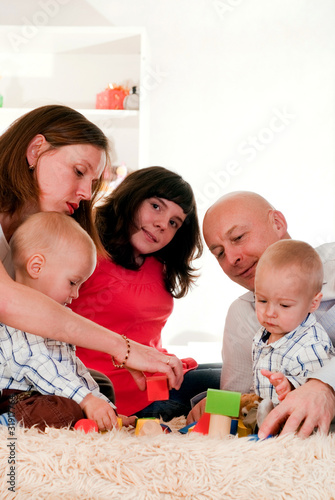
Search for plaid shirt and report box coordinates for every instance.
[0,323,113,406]
[252,313,335,404]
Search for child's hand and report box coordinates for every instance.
[261,369,293,401]
[119,414,137,427]
[80,394,118,431]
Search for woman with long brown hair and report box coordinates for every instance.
[0,106,183,395]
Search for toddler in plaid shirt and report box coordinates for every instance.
[253,239,335,405]
[0,212,133,431]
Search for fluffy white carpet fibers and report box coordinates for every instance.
[0,419,334,499]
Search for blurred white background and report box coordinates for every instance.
[1,0,334,362]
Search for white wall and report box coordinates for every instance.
[2,0,335,362]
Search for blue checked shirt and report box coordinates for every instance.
[252,313,335,404]
[0,323,114,406]
[221,242,335,393]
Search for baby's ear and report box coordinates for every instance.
[26,254,46,279]
[309,292,323,313]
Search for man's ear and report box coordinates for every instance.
[26,254,46,279]
[309,292,323,313]
[268,210,288,238]
[26,134,48,167]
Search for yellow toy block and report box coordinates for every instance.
[135,418,162,436]
[237,419,252,437]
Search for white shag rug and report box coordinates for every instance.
[0,418,335,500]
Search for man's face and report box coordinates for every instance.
[203,199,284,291]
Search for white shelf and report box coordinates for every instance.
[0,25,148,170]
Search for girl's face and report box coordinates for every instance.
[33,143,106,215]
[130,197,187,258]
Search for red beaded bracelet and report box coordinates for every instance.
[111,335,131,369]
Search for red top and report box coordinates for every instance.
[71,256,197,415]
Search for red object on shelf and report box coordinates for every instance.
[96,86,129,110]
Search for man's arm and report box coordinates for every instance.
[220,296,257,392]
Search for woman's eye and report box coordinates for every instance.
[152,203,159,210]
[234,234,244,242]
[75,168,84,177]
[281,304,290,308]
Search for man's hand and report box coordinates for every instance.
[80,394,118,431]
[261,369,292,401]
[258,378,335,439]
[186,397,207,425]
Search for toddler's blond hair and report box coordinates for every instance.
[256,239,323,296]
[10,212,96,272]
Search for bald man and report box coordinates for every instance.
[188,192,335,437]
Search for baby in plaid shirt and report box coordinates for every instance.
[0,212,132,431]
[253,239,335,405]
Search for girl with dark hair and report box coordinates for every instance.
[72,166,221,420]
[0,107,184,403]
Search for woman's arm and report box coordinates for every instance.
[0,263,183,390]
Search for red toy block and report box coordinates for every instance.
[146,375,169,402]
[74,419,98,433]
[193,412,211,435]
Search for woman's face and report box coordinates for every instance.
[33,143,106,215]
[130,197,187,258]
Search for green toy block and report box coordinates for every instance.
[205,389,241,418]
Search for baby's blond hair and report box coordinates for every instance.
[10,212,96,272]
[256,239,323,296]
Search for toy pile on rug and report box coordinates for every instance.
[1,388,335,499]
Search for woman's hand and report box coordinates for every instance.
[124,341,184,391]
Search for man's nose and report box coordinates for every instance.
[225,247,241,266]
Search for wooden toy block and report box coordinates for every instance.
[135,418,160,435]
[205,389,241,438]
[237,419,252,438]
[205,389,241,417]
[178,422,197,434]
[135,418,163,437]
[230,419,238,435]
[146,375,169,402]
[193,412,211,435]
[208,414,231,437]
[74,419,98,433]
